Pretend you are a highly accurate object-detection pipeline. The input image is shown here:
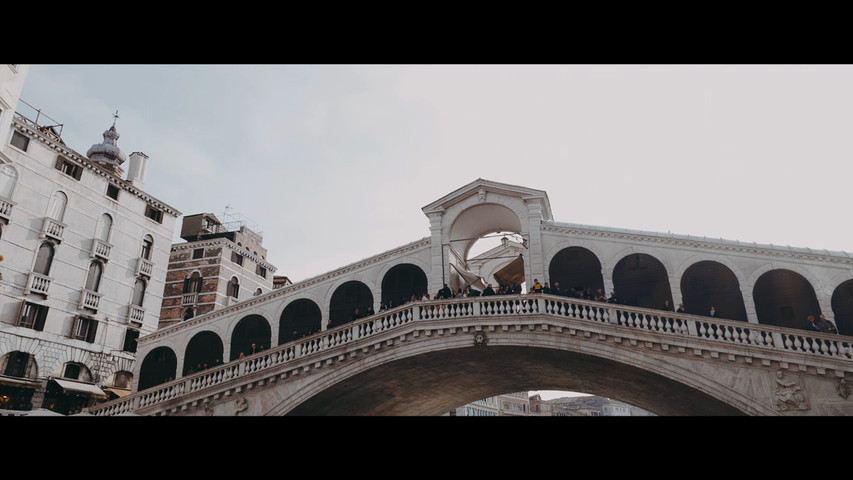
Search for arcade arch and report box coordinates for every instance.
[753,269,822,330]
[138,347,177,391]
[548,246,605,297]
[279,299,323,344]
[183,331,224,376]
[831,279,853,335]
[381,263,428,307]
[329,281,373,328]
[680,261,747,321]
[612,253,673,309]
[230,315,271,360]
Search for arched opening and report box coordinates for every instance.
[548,247,605,298]
[832,279,853,336]
[279,299,322,344]
[131,278,146,306]
[33,242,54,275]
[0,164,18,199]
[85,261,103,292]
[680,261,747,320]
[227,276,239,299]
[140,234,154,260]
[753,269,821,330]
[183,331,224,376]
[329,281,373,328]
[138,347,177,391]
[96,213,112,242]
[0,351,37,411]
[230,314,271,360]
[612,253,673,309]
[381,264,428,307]
[47,191,67,221]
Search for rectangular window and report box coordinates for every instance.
[123,329,140,353]
[63,363,81,380]
[19,302,48,331]
[71,316,98,343]
[256,265,267,278]
[192,248,204,259]
[106,184,119,200]
[231,251,243,266]
[144,205,163,223]
[55,156,83,180]
[10,131,29,151]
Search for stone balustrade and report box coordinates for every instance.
[40,217,65,242]
[86,294,853,416]
[0,196,14,221]
[25,272,51,295]
[135,257,154,277]
[90,238,112,261]
[79,288,101,311]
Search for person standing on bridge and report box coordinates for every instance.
[663,300,674,311]
[677,303,687,314]
[438,284,452,299]
[817,314,838,334]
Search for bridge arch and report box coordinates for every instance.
[547,246,605,297]
[679,260,748,321]
[327,279,375,328]
[182,331,224,376]
[229,314,272,360]
[447,201,526,262]
[380,263,428,307]
[612,252,673,309]
[753,269,822,330]
[137,346,178,391]
[831,279,853,336]
[279,298,323,344]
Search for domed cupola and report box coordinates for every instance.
[87,115,127,177]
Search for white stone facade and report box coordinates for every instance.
[0,65,179,412]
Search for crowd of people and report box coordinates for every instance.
[807,314,838,334]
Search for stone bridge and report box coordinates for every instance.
[84,179,853,416]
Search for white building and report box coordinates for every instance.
[0,64,180,414]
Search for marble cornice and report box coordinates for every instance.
[172,238,276,271]
[13,120,181,217]
[542,223,853,266]
[141,237,433,344]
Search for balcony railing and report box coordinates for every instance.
[0,196,15,222]
[182,292,198,306]
[135,257,154,277]
[25,272,51,295]
[40,217,65,242]
[79,288,101,311]
[128,304,145,324]
[90,239,112,261]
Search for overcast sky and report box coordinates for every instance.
[17,64,853,285]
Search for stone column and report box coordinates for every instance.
[426,210,445,297]
[523,197,544,289]
[742,283,759,324]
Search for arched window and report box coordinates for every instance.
[227,277,239,299]
[47,191,67,221]
[183,272,202,294]
[96,213,112,242]
[132,278,147,307]
[254,288,262,296]
[33,242,54,275]
[0,164,18,199]
[140,235,154,260]
[85,261,103,292]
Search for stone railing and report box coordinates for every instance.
[39,217,65,242]
[25,272,51,295]
[90,239,112,261]
[182,293,198,306]
[86,294,853,416]
[0,196,14,221]
[128,305,145,324]
[135,257,154,277]
[79,288,101,311]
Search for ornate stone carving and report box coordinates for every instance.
[838,378,850,399]
[478,188,486,202]
[474,330,487,346]
[773,371,809,411]
[234,396,248,415]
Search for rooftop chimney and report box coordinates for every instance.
[127,151,149,190]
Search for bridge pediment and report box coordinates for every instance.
[421,178,553,221]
